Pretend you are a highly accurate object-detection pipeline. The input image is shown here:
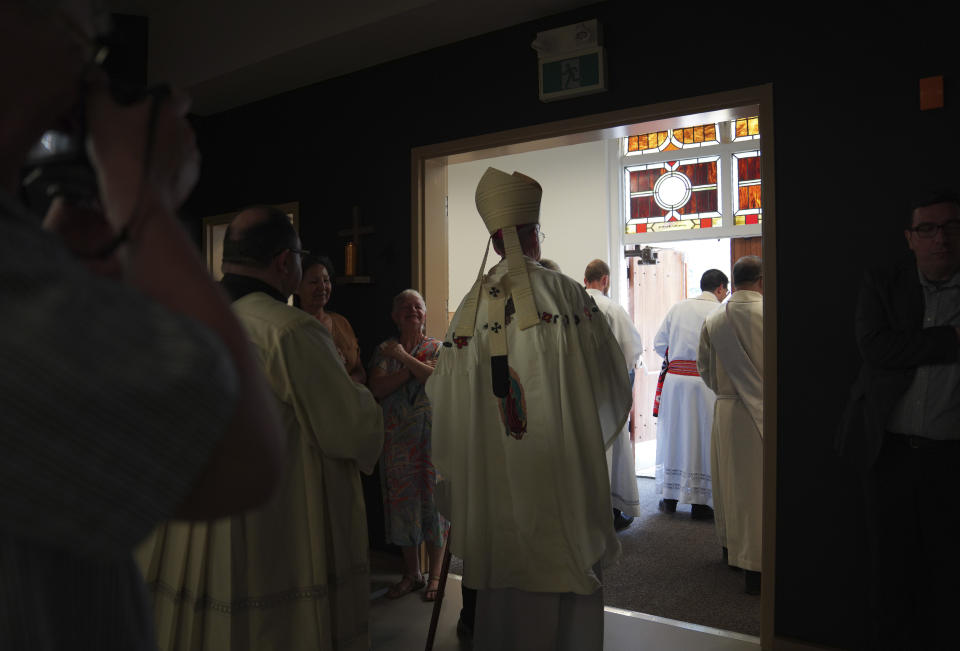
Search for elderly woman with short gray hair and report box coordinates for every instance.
[367,289,449,601]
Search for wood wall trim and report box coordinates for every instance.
[758,88,777,651]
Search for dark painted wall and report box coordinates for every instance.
[181,2,957,647]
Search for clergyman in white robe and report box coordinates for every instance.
[653,290,722,507]
[428,167,632,650]
[698,287,763,573]
[430,259,631,649]
[585,286,644,517]
[136,209,384,651]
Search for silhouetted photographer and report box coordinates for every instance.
[1,2,285,647]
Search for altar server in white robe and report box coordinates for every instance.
[427,168,632,651]
[137,206,384,651]
[583,258,645,530]
[652,269,728,518]
[698,255,764,595]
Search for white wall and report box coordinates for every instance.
[448,141,609,306]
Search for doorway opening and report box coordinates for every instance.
[411,85,777,646]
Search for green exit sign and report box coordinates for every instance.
[539,47,606,102]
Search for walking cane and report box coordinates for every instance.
[424,531,453,651]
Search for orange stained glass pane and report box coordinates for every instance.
[628,136,639,151]
[748,117,759,135]
[631,168,662,192]
[704,124,716,140]
[633,131,670,152]
[683,127,694,143]
[694,125,704,142]
[676,160,717,185]
[736,119,748,138]
[739,184,762,210]
[664,140,681,152]
[738,155,762,181]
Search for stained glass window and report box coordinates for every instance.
[622,115,762,235]
[626,131,668,154]
[625,156,720,233]
[734,150,762,225]
[733,116,760,141]
[625,122,718,155]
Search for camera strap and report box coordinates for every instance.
[88,86,171,260]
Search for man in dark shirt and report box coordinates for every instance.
[1,2,285,647]
[842,191,960,649]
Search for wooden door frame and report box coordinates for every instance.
[411,84,781,650]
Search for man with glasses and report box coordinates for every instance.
[1,2,290,649]
[841,191,960,649]
[137,205,384,651]
[583,258,644,531]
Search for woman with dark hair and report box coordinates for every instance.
[297,254,365,383]
[367,289,448,601]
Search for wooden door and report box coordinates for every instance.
[731,236,762,271]
[628,249,686,451]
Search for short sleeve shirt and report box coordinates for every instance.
[0,192,239,649]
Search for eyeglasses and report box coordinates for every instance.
[272,247,310,258]
[908,221,960,239]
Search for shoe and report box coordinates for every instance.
[745,570,761,595]
[613,509,634,531]
[691,504,714,520]
[386,573,425,599]
[422,574,441,602]
[658,499,677,513]
[456,613,474,639]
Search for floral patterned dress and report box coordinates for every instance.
[371,336,449,548]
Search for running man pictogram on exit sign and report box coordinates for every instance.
[539,47,606,102]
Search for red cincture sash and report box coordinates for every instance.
[667,360,699,377]
[653,348,668,416]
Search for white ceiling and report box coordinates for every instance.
[107,0,599,115]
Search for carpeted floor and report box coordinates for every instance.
[602,477,760,636]
[450,476,760,637]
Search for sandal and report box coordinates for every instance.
[386,573,424,599]
[422,575,442,602]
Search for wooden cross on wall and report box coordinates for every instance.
[337,206,375,279]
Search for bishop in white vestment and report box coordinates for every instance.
[427,169,632,650]
[652,270,728,513]
[137,207,384,650]
[698,256,764,589]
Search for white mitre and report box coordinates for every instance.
[454,167,542,339]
